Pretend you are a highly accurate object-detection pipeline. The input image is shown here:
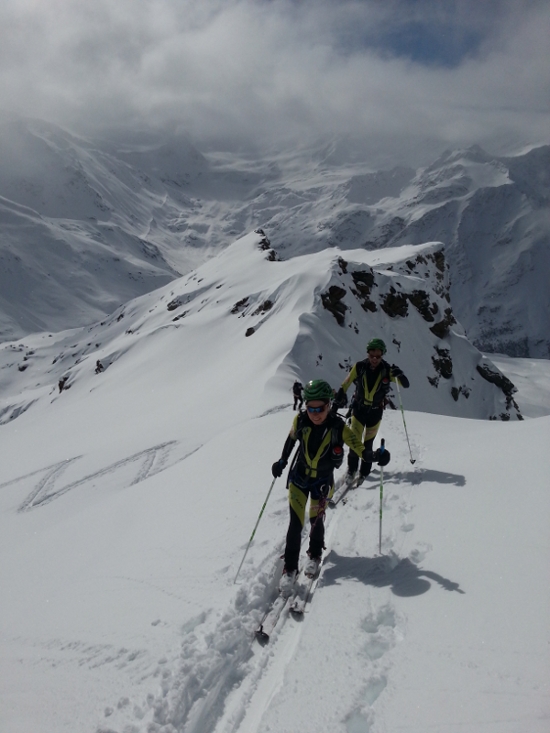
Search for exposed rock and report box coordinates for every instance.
[255,228,271,249]
[476,363,516,396]
[255,229,280,260]
[451,385,471,401]
[432,347,453,379]
[252,300,274,315]
[477,362,522,419]
[430,308,456,338]
[231,297,249,314]
[321,286,348,326]
[166,298,182,311]
[408,290,437,322]
[381,287,408,318]
[172,311,189,322]
[432,250,445,277]
[350,269,377,312]
[338,257,348,274]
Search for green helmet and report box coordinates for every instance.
[303,379,333,402]
[366,337,387,354]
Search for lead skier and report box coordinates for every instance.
[272,379,389,593]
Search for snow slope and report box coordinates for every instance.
[489,354,550,418]
[1,232,548,733]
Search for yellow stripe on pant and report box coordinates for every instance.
[288,481,335,525]
[349,415,381,445]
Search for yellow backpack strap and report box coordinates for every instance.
[361,370,383,406]
[301,427,332,478]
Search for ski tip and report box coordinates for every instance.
[290,603,305,616]
[255,627,270,645]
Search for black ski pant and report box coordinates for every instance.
[284,479,333,572]
[347,406,383,477]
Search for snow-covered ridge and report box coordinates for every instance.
[0,232,520,424]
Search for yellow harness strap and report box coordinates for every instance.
[301,427,332,478]
[361,370,383,406]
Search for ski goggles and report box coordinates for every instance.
[306,403,329,413]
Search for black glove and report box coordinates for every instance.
[271,459,287,478]
[373,447,391,467]
[333,387,348,408]
[391,365,409,387]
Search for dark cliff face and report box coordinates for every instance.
[314,244,521,421]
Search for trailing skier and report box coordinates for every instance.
[272,379,389,594]
[292,380,304,410]
[334,338,409,482]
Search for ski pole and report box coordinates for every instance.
[395,379,416,464]
[378,439,385,555]
[234,476,278,584]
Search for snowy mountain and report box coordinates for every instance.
[361,145,550,359]
[1,230,549,733]
[0,232,521,425]
[1,117,548,360]
[0,118,243,341]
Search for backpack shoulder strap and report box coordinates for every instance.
[329,414,345,447]
[295,410,308,437]
[355,359,367,379]
[380,359,391,378]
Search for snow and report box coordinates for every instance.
[2,118,549,360]
[488,355,550,418]
[0,232,549,733]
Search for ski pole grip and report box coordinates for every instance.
[380,438,385,453]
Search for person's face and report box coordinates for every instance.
[367,349,383,367]
[306,400,330,425]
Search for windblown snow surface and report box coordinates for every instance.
[0,233,549,733]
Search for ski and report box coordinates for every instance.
[255,573,300,644]
[255,592,293,644]
[289,572,317,615]
[329,474,362,508]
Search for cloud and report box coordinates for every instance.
[1,0,549,164]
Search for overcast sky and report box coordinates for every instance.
[1,0,549,164]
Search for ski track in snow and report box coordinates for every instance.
[0,441,202,511]
[117,421,439,733]
[2,408,467,733]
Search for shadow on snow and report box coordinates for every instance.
[321,551,465,597]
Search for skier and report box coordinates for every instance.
[272,379,389,593]
[292,380,304,410]
[95,360,104,374]
[334,337,409,482]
